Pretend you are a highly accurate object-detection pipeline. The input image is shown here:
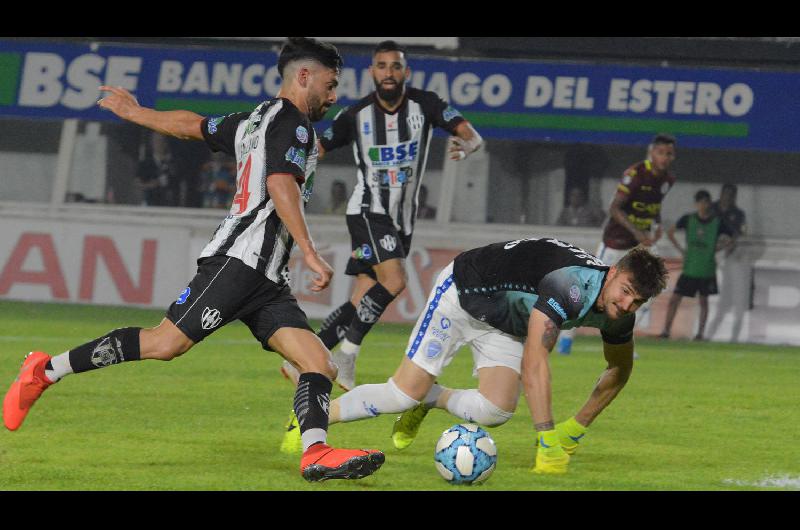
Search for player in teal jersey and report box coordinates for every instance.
[659,190,734,340]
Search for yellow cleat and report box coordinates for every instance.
[531,430,570,474]
[280,410,303,455]
[391,403,430,450]
[532,417,586,456]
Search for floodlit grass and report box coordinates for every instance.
[1,300,799,491]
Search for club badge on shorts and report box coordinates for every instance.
[380,234,397,252]
[201,307,223,330]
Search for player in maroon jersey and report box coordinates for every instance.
[558,134,676,355]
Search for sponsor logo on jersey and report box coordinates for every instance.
[285,147,307,171]
[368,141,419,167]
[295,125,308,143]
[443,106,462,122]
[379,234,397,252]
[91,336,124,367]
[353,244,373,260]
[386,115,398,131]
[426,339,443,358]
[201,307,223,330]
[363,122,371,135]
[323,127,334,140]
[381,168,410,187]
[430,325,451,343]
[207,116,224,134]
[569,285,581,303]
[176,287,191,305]
[547,298,568,320]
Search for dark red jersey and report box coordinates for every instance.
[601,160,675,250]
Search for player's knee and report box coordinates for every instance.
[386,377,421,413]
[475,392,513,427]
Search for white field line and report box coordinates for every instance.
[723,475,800,490]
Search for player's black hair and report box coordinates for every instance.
[374,40,408,58]
[616,246,668,301]
[651,133,677,147]
[278,37,343,78]
[721,183,738,195]
[694,189,711,202]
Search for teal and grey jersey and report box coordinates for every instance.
[320,87,465,235]
[452,237,635,344]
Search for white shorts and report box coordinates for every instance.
[595,243,629,265]
[405,262,525,378]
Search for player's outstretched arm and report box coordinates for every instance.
[522,310,570,474]
[97,85,204,140]
[573,339,634,427]
[448,122,483,161]
[267,173,333,292]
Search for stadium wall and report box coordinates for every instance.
[1,203,799,346]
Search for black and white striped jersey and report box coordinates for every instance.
[320,87,465,235]
[199,97,318,286]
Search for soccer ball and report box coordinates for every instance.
[434,423,497,485]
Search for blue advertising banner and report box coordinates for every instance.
[0,39,797,152]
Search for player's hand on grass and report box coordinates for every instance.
[532,430,570,474]
[97,85,142,121]
[304,252,334,292]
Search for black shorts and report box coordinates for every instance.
[165,255,313,350]
[674,274,718,297]
[345,212,412,278]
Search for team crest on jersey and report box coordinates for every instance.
[285,147,307,171]
[426,340,443,359]
[406,113,424,132]
[296,126,309,144]
[201,307,223,330]
[323,127,334,140]
[569,285,581,303]
[380,234,397,252]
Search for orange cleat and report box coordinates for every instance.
[300,443,385,482]
[3,352,53,431]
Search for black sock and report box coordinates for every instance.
[317,301,356,350]
[68,327,142,373]
[294,372,333,448]
[344,282,396,346]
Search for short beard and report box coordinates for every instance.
[376,82,404,105]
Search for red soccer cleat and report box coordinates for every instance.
[3,352,53,431]
[300,443,385,482]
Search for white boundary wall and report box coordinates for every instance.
[2,202,800,346]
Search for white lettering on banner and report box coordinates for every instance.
[19,53,65,107]
[607,78,754,117]
[157,61,183,92]
[524,76,594,110]
[451,72,482,106]
[481,74,512,107]
[211,62,243,95]
[182,61,211,94]
[19,53,141,109]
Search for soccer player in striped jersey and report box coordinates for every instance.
[310,238,667,474]
[2,38,384,483]
[305,40,483,391]
[557,134,677,355]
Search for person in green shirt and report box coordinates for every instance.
[660,189,734,340]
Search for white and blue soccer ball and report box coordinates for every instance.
[434,423,497,485]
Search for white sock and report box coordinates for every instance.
[301,428,327,452]
[339,338,361,357]
[44,351,73,383]
[336,378,418,422]
[422,383,444,408]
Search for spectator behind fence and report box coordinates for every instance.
[556,187,605,227]
[416,184,437,220]
[200,152,237,208]
[136,131,176,206]
[325,179,349,215]
[706,183,750,342]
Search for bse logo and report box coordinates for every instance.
[201,307,223,330]
[380,234,397,252]
[368,141,418,167]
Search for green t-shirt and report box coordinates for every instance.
[675,213,731,278]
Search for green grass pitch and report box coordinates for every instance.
[1,300,799,491]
